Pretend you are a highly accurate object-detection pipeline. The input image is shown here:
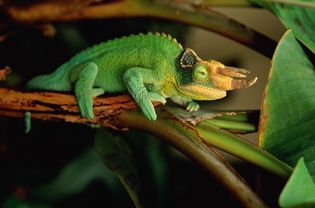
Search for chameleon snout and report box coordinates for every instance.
[205,60,257,91]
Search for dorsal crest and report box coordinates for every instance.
[180,48,201,69]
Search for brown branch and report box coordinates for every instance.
[0,86,268,207]
[0,71,268,207]
[0,87,160,130]
[0,68,270,207]
[2,0,276,58]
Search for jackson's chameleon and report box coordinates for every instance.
[27,33,257,121]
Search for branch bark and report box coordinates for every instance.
[0,87,160,130]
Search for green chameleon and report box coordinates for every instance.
[27,32,257,121]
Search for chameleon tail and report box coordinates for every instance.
[27,70,72,91]
[25,111,31,134]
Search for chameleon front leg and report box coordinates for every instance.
[123,67,166,121]
[72,62,105,119]
[170,95,200,112]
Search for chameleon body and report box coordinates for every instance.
[27,33,257,120]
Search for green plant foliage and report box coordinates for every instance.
[145,137,168,207]
[95,129,143,208]
[164,107,292,177]
[252,0,315,53]
[195,121,292,178]
[33,149,119,200]
[279,158,315,208]
[146,107,293,178]
[165,108,291,177]
[259,30,315,178]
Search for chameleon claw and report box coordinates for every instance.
[147,92,166,104]
[186,101,200,112]
[140,100,157,121]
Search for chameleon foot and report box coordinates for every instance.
[77,92,94,119]
[77,88,104,119]
[147,92,166,105]
[139,92,166,121]
[186,101,200,112]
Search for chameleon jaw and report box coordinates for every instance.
[178,83,227,100]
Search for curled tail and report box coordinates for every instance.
[27,69,72,91]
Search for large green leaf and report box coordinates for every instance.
[33,149,119,200]
[259,30,315,178]
[95,129,143,208]
[252,0,315,53]
[279,158,315,208]
[166,107,292,177]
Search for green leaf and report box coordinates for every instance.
[252,0,315,53]
[165,107,292,177]
[95,129,143,208]
[119,110,269,207]
[259,30,315,178]
[166,107,258,133]
[279,158,315,208]
[196,121,292,178]
[3,197,31,208]
[33,149,119,200]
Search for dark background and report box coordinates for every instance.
[0,9,286,208]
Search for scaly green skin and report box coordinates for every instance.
[27,33,257,121]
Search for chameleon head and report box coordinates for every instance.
[177,48,257,100]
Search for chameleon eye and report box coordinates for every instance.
[193,65,209,82]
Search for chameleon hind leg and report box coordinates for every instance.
[123,67,166,121]
[73,62,105,119]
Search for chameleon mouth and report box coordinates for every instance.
[178,83,226,100]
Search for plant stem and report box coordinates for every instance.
[0,86,267,207]
[6,0,275,57]
[196,122,293,178]
[117,110,268,208]
[204,118,256,132]
[62,0,276,57]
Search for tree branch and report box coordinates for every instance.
[0,70,270,207]
[3,0,276,58]
[0,86,268,207]
[0,87,160,130]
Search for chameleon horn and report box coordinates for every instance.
[231,77,258,89]
[216,66,250,78]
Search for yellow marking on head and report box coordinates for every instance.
[178,84,227,100]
